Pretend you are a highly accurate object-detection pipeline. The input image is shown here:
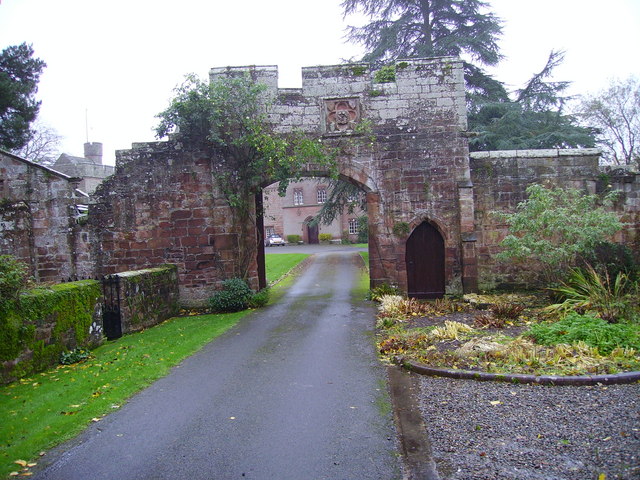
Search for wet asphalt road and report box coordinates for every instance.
[33,251,401,480]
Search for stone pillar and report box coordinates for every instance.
[458,181,478,293]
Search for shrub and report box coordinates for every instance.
[527,312,640,354]
[576,241,638,281]
[547,266,638,323]
[209,278,253,312]
[287,234,301,244]
[474,312,506,328]
[59,348,91,365]
[248,288,270,308]
[0,255,29,303]
[368,284,401,301]
[490,303,525,320]
[319,233,333,243]
[496,183,622,283]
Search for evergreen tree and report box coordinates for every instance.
[342,0,508,103]
[469,51,596,151]
[0,43,46,151]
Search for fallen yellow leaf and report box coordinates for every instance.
[598,474,607,480]
[13,460,27,467]
[489,400,502,406]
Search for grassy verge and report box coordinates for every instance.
[265,253,310,284]
[1,254,310,479]
[0,312,244,478]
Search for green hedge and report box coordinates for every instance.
[0,280,102,383]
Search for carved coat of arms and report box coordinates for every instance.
[325,98,360,133]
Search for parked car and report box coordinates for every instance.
[265,234,286,247]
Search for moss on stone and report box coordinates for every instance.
[1,280,101,383]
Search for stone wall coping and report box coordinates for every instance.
[471,148,601,159]
[114,264,177,278]
[1,148,81,182]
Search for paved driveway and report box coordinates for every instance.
[264,243,367,254]
[33,251,401,480]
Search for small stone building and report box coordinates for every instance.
[52,142,114,194]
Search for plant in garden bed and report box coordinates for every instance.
[546,266,639,323]
[208,278,270,313]
[372,290,640,376]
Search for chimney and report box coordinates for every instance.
[84,142,103,164]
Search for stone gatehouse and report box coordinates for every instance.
[1,57,638,306]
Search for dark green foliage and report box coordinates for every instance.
[576,241,638,282]
[208,278,253,313]
[59,348,91,365]
[357,215,369,243]
[343,0,508,106]
[0,255,29,303]
[469,51,596,151]
[368,283,401,301]
[247,288,270,309]
[0,43,46,151]
[527,312,640,355]
[286,234,301,244]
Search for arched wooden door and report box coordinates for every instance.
[405,222,445,299]
[307,222,319,244]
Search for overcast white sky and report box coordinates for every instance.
[1,0,639,165]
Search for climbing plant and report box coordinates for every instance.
[155,74,339,278]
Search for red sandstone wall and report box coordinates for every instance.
[0,151,91,281]
[470,149,639,290]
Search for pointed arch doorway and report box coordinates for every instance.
[405,221,445,299]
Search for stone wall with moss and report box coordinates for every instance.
[0,280,102,384]
[0,265,180,383]
[116,264,180,334]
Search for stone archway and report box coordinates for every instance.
[89,58,476,306]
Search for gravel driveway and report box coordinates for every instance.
[416,375,640,479]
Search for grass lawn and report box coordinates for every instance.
[265,253,310,284]
[0,254,309,479]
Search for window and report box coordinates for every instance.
[317,188,327,204]
[348,218,358,235]
[265,226,275,237]
[293,189,304,206]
